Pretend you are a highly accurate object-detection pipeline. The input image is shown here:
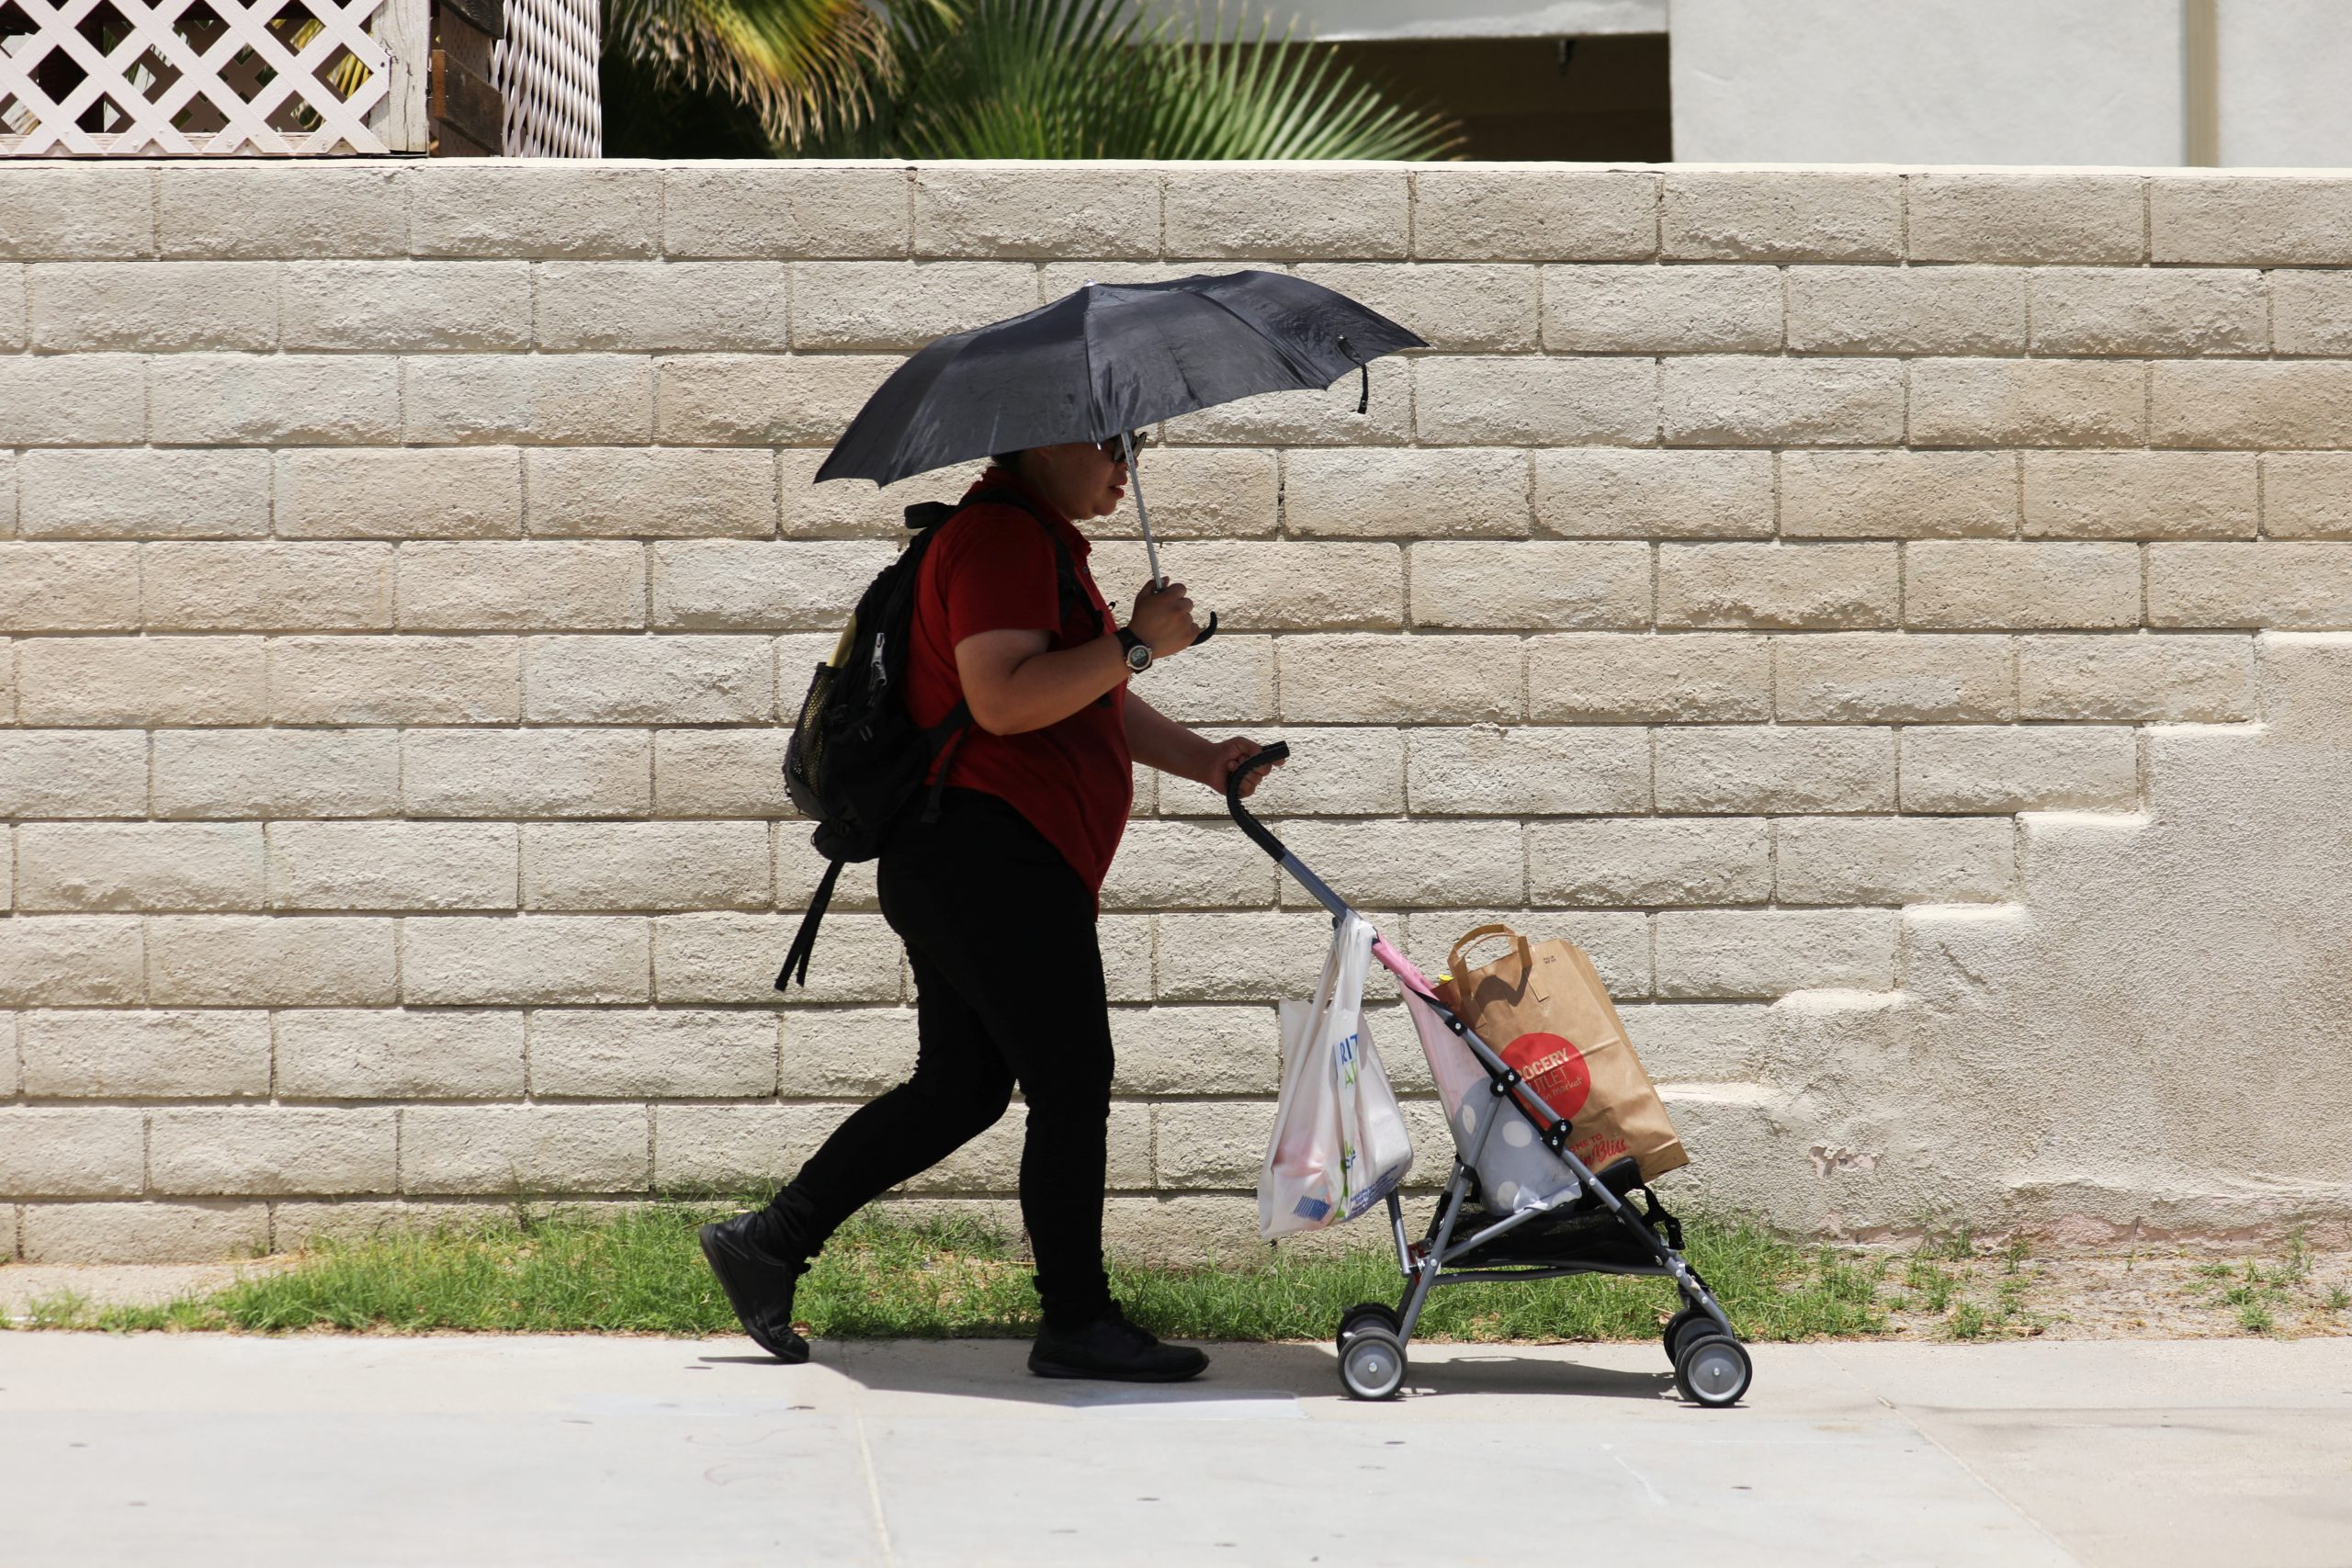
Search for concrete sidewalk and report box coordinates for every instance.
[1,1333,2346,1568]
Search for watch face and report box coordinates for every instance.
[1126,644,1152,671]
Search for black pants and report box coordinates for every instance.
[759,789,1116,1329]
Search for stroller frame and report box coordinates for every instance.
[1227,744,1751,1405]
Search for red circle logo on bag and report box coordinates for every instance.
[1501,1032,1590,1121]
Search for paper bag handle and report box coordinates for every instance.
[1448,922,1532,980]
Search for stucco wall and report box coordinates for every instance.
[5,159,2352,1263]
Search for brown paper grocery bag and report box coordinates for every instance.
[1435,923,1689,1183]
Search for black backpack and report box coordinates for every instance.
[775,488,1102,990]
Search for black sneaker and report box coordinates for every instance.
[1028,1303,1208,1383]
[698,1213,810,1364]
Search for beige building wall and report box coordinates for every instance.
[5,160,2352,1264]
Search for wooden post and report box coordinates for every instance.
[430,0,507,156]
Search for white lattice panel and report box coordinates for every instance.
[0,0,426,153]
[491,0,594,157]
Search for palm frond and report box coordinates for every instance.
[605,0,892,145]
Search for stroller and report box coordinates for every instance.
[1227,745,1753,1407]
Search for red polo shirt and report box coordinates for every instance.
[906,468,1133,904]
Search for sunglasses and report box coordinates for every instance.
[1097,430,1154,458]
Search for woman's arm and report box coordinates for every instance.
[954,579,1200,737]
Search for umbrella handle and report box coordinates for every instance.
[1192,612,1218,648]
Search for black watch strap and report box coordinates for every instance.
[1115,626,1151,668]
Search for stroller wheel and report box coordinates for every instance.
[1336,1302,1402,1350]
[1338,1325,1408,1401]
[1662,1305,1712,1364]
[1672,1334,1752,1408]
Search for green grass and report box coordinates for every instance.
[9,1198,1888,1344]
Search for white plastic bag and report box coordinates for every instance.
[1258,913,1415,1239]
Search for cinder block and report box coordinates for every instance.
[1276,634,1519,724]
[402,728,652,818]
[523,821,771,912]
[2147,542,2352,629]
[650,540,896,632]
[402,915,650,1007]
[154,729,401,820]
[0,262,19,350]
[1153,1100,1276,1190]
[1654,726,1897,814]
[664,164,910,259]
[1661,171,1902,262]
[1531,450,1772,540]
[1541,264,1780,354]
[149,1107,396,1196]
[650,1102,846,1191]
[914,164,1159,258]
[0,543,142,630]
[2030,267,2267,356]
[525,635,774,724]
[2149,175,2352,265]
[1298,262,1538,353]
[17,823,265,912]
[1109,1007,1278,1097]
[1406,541,1649,631]
[2017,633,2255,722]
[411,164,660,259]
[1661,356,1903,447]
[527,448,776,537]
[1164,167,1406,259]
[1098,447,1278,540]
[1410,168,1656,261]
[398,540,645,632]
[1780,450,2018,540]
[1100,915,1155,1005]
[1404,727,1647,816]
[1,164,155,259]
[274,1009,526,1100]
[537,260,790,352]
[1161,355,1412,447]
[778,1006,918,1097]
[653,729,789,818]
[775,449,929,539]
[275,447,523,539]
[270,637,521,724]
[19,447,269,538]
[529,1009,777,1099]
[653,354,895,445]
[1785,266,2026,355]
[1908,358,2146,448]
[1154,726,1406,819]
[1413,355,1657,446]
[2021,451,2256,539]
[17,636,266,725]
[1273,820,1522,909]
[147,915,397,1007]
[1905,173,2144,265]
[1905,541,2142,630]
[19,1201,267,1264]
[157,164,406,258]
[0,732,151,818]
[1775,817,2014,906]
[2263,454,2352,538]
[402,355,653,446]
[775,834,878,913]
[791,261,1043,352]
[1156,910,1402,1005]
[1526,818,1770,908]
[1127,635,1274,725]
[1774,631,2014,723]
[0,1108,147,1196]
[1613,1002,1771,1083]
[1653,908,1898,998]
[1283,447,1528,539]
[2272,270,2352,357]
[1657,542,1898,630]
[28,261,277,351]
[0,355,144,445]
[400,1104,652,1195]
[278,260,529,351]
[1897,727,2140,812]
[1526,632,1771,723]
[1090,538,1402,632]
[1100,820,1279,910]
[142,541,395,630]
[266,821,519,912]
[20,1009,269,1099]
[2150,362,2352,449]
[655,911,900,1005]
[150,354,400,446]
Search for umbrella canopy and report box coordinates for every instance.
[815,270,1426,489]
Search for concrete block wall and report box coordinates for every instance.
[6,160,2352,1262]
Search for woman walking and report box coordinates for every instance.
[700,434,1275,1382]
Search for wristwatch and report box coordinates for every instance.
[1115,626,1153,673]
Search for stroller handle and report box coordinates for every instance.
[1224,742,1292,863]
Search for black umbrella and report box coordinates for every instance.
[815,269,1425,605]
